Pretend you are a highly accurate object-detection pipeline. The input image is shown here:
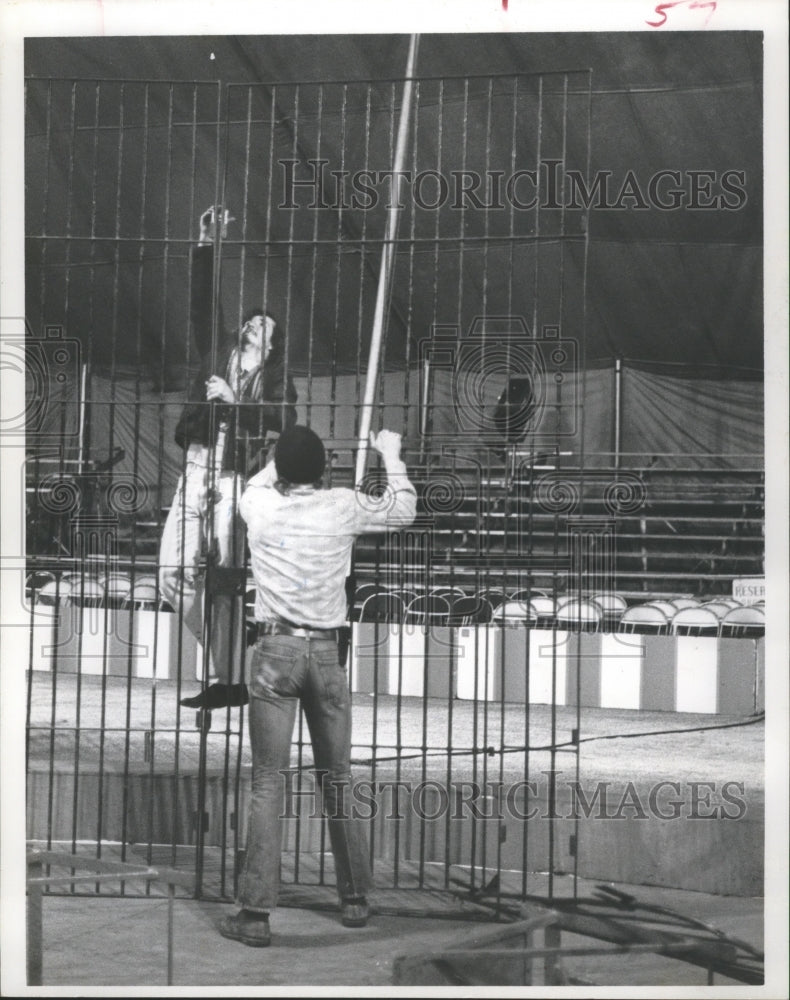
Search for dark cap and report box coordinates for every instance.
[274,425,326,485]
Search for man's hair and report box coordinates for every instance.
[274,425,326,485]
[240,309,285,365]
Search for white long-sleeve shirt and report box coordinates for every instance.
[239,456,417,628]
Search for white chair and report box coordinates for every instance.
[699,601,735,619]
[35,578,73,607]
[644,600,678,619]
[359,591,405,624]
[528,596,557,629]
[719,605,765,638]
[404,594,451,627]
[588,593,627,616]
[69,577,105,608]
[670,606,720,636]
[669,597,700,610]
[555,599,602,633]
[122,575,160,611]
[103,573,132,608]
[617,604,669,635]
[493,600,534,625]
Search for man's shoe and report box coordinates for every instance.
[180,682,249,710]
[218,910,271,947]
[341,897,369,928]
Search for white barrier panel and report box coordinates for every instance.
[455,625,498,701]
[528,629,568,706]
[350,622,397,694]
[599,632,643,710]
[675,636,719,713]
[27,605,199,680]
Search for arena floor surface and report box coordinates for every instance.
[22,671,770,990]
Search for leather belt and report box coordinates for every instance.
[256,621,340,642]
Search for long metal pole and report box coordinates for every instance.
[354,34,420,486]
[614,356,622,469]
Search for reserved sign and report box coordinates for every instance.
[733,577,765,604]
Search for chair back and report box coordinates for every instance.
[588,593,628,616]
[449,595,493,625]
[618,603,669,634]
[670,606,720,636]
[700,601,735,618]
[555,599,602,632]
[122,575,160,610]
[35,578,73,607]
[359,591,405,624]
[494,600,534,625]
[719,605,765,638]
[404,594,451,626]
[70,577,105,608]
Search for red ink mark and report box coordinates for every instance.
[502,0,508,9]
[647,0,716,27]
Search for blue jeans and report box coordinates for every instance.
[239,634,372,912]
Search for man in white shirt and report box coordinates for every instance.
[219,425,416,947]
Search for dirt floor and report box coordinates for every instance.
[20,670,772,992]
[27,672,765,786]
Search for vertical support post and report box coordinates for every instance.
[355,34,420,486]
[419,355,431,461]
[167,883,175,985]
[76,361,88,474]
[26,860,43,986]
[543,921,562,986]
[614,356,622,469]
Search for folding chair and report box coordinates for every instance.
[404,593,451,627]
[700,601,736,618]
[555,599,602,633]
[35,578,73,607]
[25,570,57,603]
[669,597,700,611]
[493,599,534,625]
[510,588,548,601]
[644,600,678,620]
[617,603,670,635]
[69,577,105,608]
[670,606,720,636]
[103,573,132,609]
[359,591,405,624]
[449,594,493,626]
[587,592,627,631]
[122,575,161,611]
[719,605,765,638]
[528,596,557,629]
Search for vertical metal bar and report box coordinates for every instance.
[304,83,328,430]
[27,861,44,986]
[532,76,543,339]
[354,34,420,486]
[194,77,227,899]
[167,882,175,985]
[421,77,444,463]
[37,79,53,328]
[94,80,127,881]
[614,357,623,469]
[167,83,203,873]
[573,69,594,900]
[400,78,420,453]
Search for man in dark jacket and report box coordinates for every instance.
[159,207,297,710]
